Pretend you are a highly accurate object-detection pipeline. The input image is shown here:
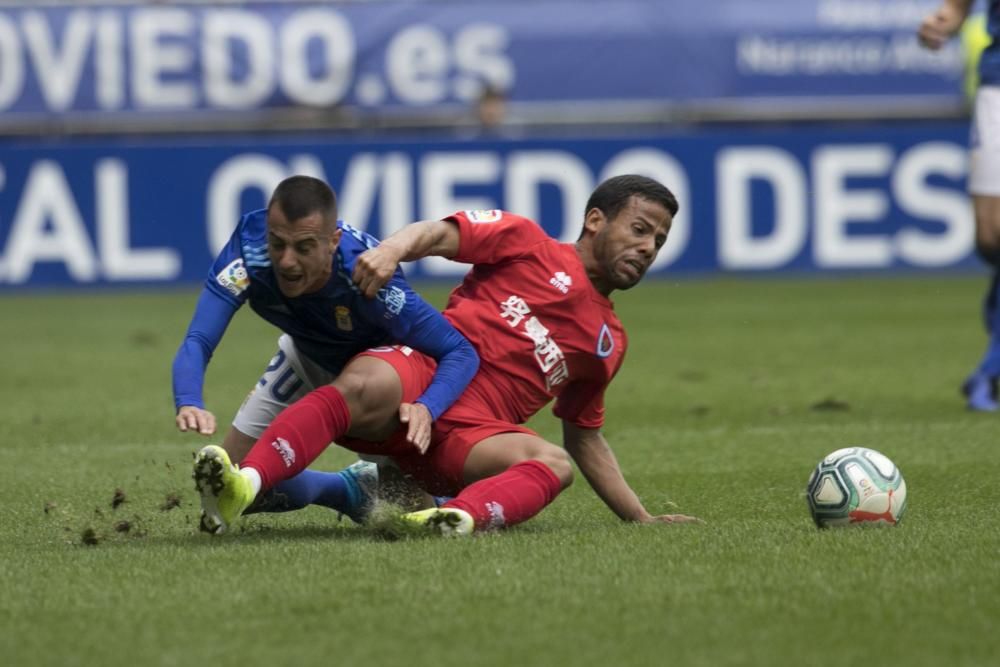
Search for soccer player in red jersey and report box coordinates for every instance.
[196,175,700,535]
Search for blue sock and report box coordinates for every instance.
[977,273,1000,378]
[983,273,1000,334]
[244,470,354,515]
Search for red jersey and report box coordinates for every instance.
[441,210,627,429]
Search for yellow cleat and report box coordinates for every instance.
[400,507,474,537]
[192,445,255,535]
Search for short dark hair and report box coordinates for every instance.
[268,175,337,223]
[583,174,679,228]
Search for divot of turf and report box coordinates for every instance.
[364,500,430,540]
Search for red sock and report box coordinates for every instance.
[240,386,351,492]
[443,460,563,531]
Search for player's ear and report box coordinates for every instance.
[329,227,343,248]
[582,207,607,235]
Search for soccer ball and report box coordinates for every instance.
[806,447,907,528]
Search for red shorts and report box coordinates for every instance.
[337,346,537,496]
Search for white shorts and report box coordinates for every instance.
[970,86,1000,197]
[231,334,335,439]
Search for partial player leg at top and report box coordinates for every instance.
[963,86,1000,411]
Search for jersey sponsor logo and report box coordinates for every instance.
[596,323,615,358]
[216,258,250,297]
[376,285,407,317]
[464,209,502,223]
[500,295,570,390]
[334,305,353,331]
[549,271,572,294]
[271,437,296,468]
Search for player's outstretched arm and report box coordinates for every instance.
[172,287,240,435]
[562,421,701,524]
[918,0,974,50]
[353,220,461,298]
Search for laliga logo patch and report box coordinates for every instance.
[216,259,250,297]
[465,209,502,223]
[596,324,614,358]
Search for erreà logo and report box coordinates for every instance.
[271,437,296,468]
[485,501,506,529]
[549,271,572,294]
[596,324,614,358]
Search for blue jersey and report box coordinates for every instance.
[172,209,478,419]
[981,1,1000,85]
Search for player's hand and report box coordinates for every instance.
[643,513,704,525]
[917,5,965,50]
[399,402,433,454]
[353,244,405,299]
[176,406,217,435]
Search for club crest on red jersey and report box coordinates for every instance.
[465,209,502,223]
[596,324,615,358]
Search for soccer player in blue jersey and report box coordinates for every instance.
[920,1,1000,410]
[172,176,477,531]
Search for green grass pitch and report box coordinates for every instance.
[1,276,998,666]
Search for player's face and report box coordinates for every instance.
[589,196,672,293]
[266,207,340,298]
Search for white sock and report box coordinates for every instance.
[240,467,262,497]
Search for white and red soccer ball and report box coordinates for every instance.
[806,447,907,528]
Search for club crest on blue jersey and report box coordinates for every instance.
[334,306,353,331]
[465,209,502,223]
[216,259,250,297]
[596,323,614,358]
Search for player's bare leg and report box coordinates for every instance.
[221,426,256,463]
[403,433,571,535]
[973,195,1000,257]
[460,433,574,487]
[332,355,406,442]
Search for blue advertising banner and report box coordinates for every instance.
[0,121,977,289]
[0,0,965,121]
